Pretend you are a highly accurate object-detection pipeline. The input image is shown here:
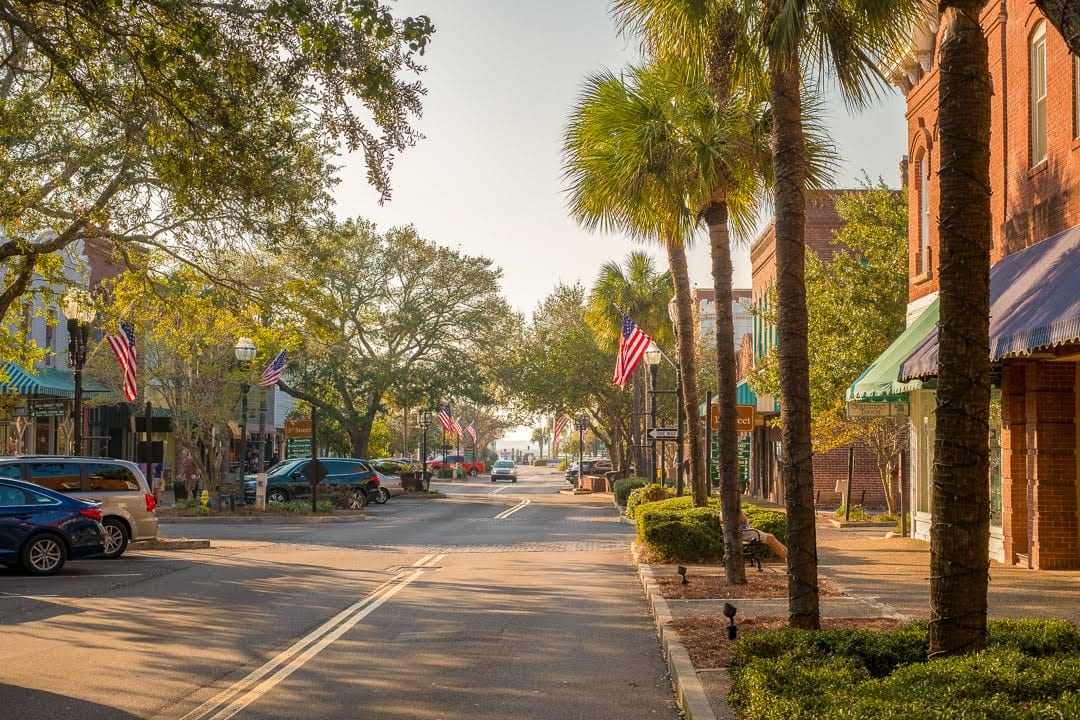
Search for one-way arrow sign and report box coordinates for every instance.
[647,427,679,441]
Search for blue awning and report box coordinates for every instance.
[737,380,757,406]
[901,224,1080,381]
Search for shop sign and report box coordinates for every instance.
[847,401,909,418]
[30,401,67,417]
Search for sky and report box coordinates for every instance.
[332,1,910,442]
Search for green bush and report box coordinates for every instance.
[728,619,1080,719]
[637,504,724,562]
[613,477,648,507]
[743,507,788,544]
[533,458,548,466]
[277,499,335,513]
[173,498,210,516]
[437,467,454,478]
[835,503,870,521]
[626,483,676,518]
[557,460,568,471]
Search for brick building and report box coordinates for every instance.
[747,190,898,509]
[860,5,1080,567]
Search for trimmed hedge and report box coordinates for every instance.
[613,477,649,506]
[533,458,548,466]
[728,619,1080,719]
[632,495,788,563]
[626,483,676,518]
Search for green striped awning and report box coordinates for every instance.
[0,363,111,398]
[846,299,937,401]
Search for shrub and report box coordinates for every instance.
[557,460,568,471]
[276,499,334,513]
[636,504,724,562]
[173,498,210,516]
[533,458,548,466]
[626,483,676,518]
[727,619,1080,719]
[835,503,870,521]
[613,477,649,507]
[743,507,788,545]
[437,467,454,478]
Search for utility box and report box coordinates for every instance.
[256,472,268,509]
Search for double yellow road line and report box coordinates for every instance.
[179,553,445,720]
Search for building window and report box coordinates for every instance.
[1030,21,1047,165]
[1074,55,1080,139]
[918,154,930,274]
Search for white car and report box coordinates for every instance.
[490,460,517,483]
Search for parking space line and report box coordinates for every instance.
[488,486,510,495]
[180,553,444,720]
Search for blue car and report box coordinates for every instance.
[0,477,106,575]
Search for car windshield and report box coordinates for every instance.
[266,460,305,476]
[494,461,513,469]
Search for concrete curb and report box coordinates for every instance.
[158,514,368,524]
[133,538,212,550]
[638,563,724,720]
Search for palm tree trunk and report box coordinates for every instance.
[930,0,992,658]
[769,52,820,629]
[706,200,746,584]
[666,241,706,506]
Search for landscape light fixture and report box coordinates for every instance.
[234,336,257,495]
[677,565,688,585]
[723,602,738,641]
[645,341,661,483]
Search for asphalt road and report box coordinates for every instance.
[0,465,678,720]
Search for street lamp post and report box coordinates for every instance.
[418,409,432,492]
[575,415,588,488]
[644,342,662,485]
[234,337,257,499]
[63,290,95,457]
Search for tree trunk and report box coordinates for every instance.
[666,242,706,506]
[706,200,746,584]
[350,400,382,458]
[930,0,992,658]
[769,52,820,629]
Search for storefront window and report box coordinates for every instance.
[989,391,1003,526]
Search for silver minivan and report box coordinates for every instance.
[0,456,159,559]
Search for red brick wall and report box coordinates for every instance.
[1001,362,1030,563]
[812,445,903,511]
[904,0,1080,304]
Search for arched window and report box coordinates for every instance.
[1030,21,1047,165]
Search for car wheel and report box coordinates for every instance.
[268,488,289,504]
[347,490,368,510]
[374,488,390,504]
[470,468,479,476]
[511,478,516,483]
[21,534,67,576]
[100,518,129,559]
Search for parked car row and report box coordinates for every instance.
[243,457,405,506]
[565,459,612,483]
[0,456,160,575]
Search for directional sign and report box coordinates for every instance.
[300,458,328,486]
[285,437,312,460]
[30,401,67,417]
[284,419,313,438]
[647,426,679,441]
[709,403,756,431]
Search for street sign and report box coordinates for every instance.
[647,426,679,441]
[285,419,313,438]
[300,458,328,486]
[285,437,312,459]
[709,403,756,431]
[30,401,66,417]
[710,433,753,489]
[847,401,909,418]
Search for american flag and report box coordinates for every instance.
[465,420,477,444]
[612,315,652,388]
[437,405,454,434]
[256,349,287,388]
[453,416,464,439]
[552,415,568,450]
[106,322,137,401]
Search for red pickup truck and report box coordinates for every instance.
[428,455,486,476]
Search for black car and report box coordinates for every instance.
[243,458,381,507]
[565,459,612,482]
[0,477,106,575]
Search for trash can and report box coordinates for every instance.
[173,479,188,500]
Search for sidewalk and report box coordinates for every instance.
[639,516,1080,720]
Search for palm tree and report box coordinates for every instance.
[613,0,920,630]
[565,61,710,505]
[587,252,673,476]
[930,0,993,658]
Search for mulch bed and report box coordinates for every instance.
[656,571,844,599]
[671,617,905,668]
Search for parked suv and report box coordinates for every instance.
[243,458,381,507]
[0,456,159,559]
[565,459,612,483]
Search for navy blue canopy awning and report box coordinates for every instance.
[900,224,1080,381]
